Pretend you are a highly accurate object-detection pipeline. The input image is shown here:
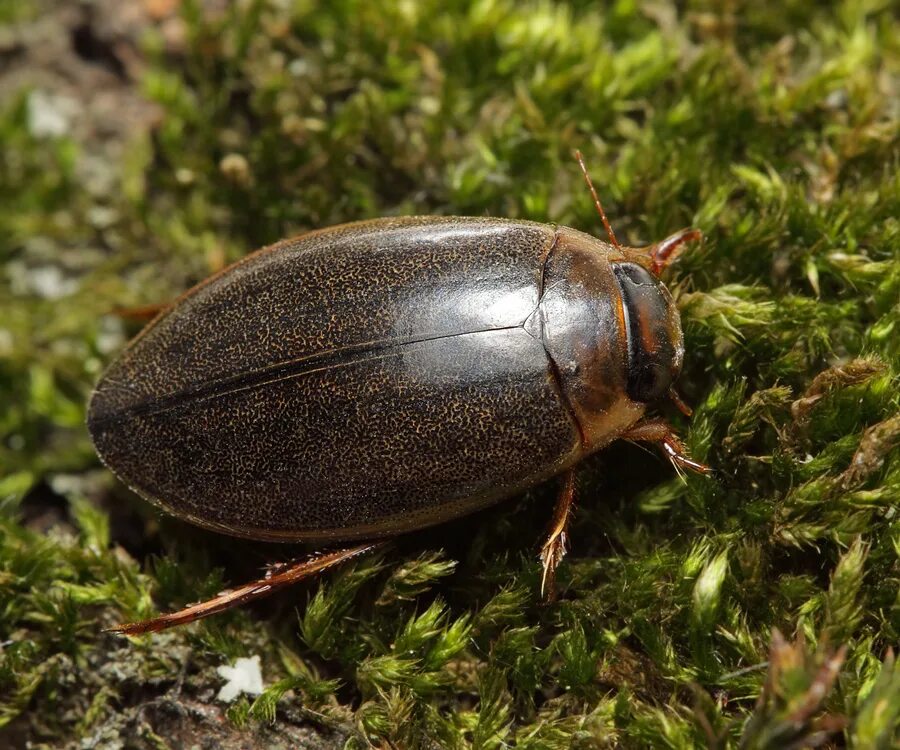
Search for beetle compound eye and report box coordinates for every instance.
[612,262,684,403]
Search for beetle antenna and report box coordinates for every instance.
[574,149,621,250]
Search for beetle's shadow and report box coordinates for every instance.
[100,437,677,624]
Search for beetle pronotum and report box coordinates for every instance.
[89,153,708,635]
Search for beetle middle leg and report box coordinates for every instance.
[539,468,577,600]
[620,419,711,475]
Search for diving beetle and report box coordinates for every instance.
[88,153,708,634]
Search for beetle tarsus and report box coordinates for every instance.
[106,543,384,636]
[539,469,577,600]
[620,419,711,476]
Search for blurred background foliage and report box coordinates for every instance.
[1,0,899,747]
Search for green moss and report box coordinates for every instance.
[2,0,899,746]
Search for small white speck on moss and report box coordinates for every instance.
[27,90,79,138]
[216,655,264,702]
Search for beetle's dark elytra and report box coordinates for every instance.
[88,216,684,544]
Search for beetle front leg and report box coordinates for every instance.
[539,469,577,600]
[646,228,703,276]
[620,419,711,475]
[107,542,384,636]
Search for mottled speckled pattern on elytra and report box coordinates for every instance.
[87,217,651,541]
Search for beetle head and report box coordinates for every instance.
[612,262,684,404]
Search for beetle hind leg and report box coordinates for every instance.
[107,542,384,636]
[113,302,170,322]
[539,469,577,600]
